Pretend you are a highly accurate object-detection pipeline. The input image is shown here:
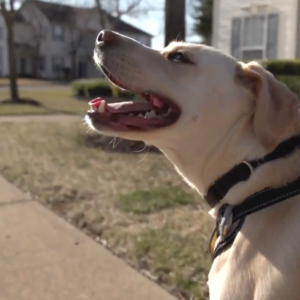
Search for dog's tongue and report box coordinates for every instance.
[89,98,155,114]
[106,101,154,113]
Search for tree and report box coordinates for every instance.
[164,0,186,46]
[68,9,92,79]
[0,0,20,102]
[94,0,155,29]
[26,4,46,78]
[193,0,213,45]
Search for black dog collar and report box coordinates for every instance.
[205,135,300,208]
[209,176,300,259]
[207,134,300,259]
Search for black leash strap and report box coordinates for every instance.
[205,135,300,208]
[209,176,300,259]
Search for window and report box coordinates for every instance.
[52,25,64,41]
[52,56,64,72]
[231,13,279,60]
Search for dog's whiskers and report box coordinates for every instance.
[134,143,148,153]
[109,137,121,149]
[137,145,149,164]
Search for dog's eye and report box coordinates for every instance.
[167,52,189,63]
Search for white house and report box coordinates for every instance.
[12,0,152,79]
[212,0,300,60]
[0,14,8,76]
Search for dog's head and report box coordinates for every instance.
[86,30,300,192]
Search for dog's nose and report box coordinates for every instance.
[96,30,117,44]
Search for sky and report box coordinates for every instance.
[59,0,201,50]
[119,0,201,50]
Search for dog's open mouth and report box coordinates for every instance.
[86,66,181,132]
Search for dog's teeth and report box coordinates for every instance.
[144,110,157,119]
[98,100,106,113]
[149,110,157,118]
[138,113,144,118]
[166,108,171,116]
[150,110,157,118]
[129,113,134,117]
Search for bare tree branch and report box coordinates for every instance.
[94,0,159,29]
[25,4,46,77]
[0,0,6,13]
[94,0,108,29]
[68,8,95,79]
[9,0,14,11]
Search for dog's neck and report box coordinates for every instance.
[158,119,268,203]
[160,128,300,216]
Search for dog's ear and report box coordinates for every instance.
[237,62,300,151]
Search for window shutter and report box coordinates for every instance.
[231,17,242,59]
[266,14,279,59]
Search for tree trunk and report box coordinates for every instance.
[7,22,19,102]
[164,0,186,46]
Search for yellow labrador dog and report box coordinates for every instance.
[86,30,300,300]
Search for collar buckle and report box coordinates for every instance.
[217,204,233,241]
[240,161,254,175]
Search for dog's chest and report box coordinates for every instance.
[208,256,255,300]
[207,203,300,300]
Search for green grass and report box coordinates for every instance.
[0,88,89,116]
[117,187,195,214]
[130,228,211,299]
[0,77,54,86]
[0,121,213,300]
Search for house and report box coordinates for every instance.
[0,14,8,76]
[212,0,300,60]
[12,0,152,79]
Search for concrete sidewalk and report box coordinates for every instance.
[0,175,176,300]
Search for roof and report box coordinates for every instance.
[25,0,75,23]
[107,15,152,37]
[24,0,152,37]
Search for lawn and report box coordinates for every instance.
[0,77,55,87]
[0,87,89,116]
[0,121,213,300]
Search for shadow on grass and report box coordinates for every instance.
[0,98,43,106]
[76,132,161,153]
[0,98,82,116]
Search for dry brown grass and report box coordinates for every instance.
[0,120,213,300]
[0,88,88,115]
[0,78,55,86]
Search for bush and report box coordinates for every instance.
[277,75,300,98]
[263,60,300,76]
[242,60,300,99]
[110,84,136,99]
[72,78,137,100]
[72,79,112,98]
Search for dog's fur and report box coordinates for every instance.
[89,31,300,300]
